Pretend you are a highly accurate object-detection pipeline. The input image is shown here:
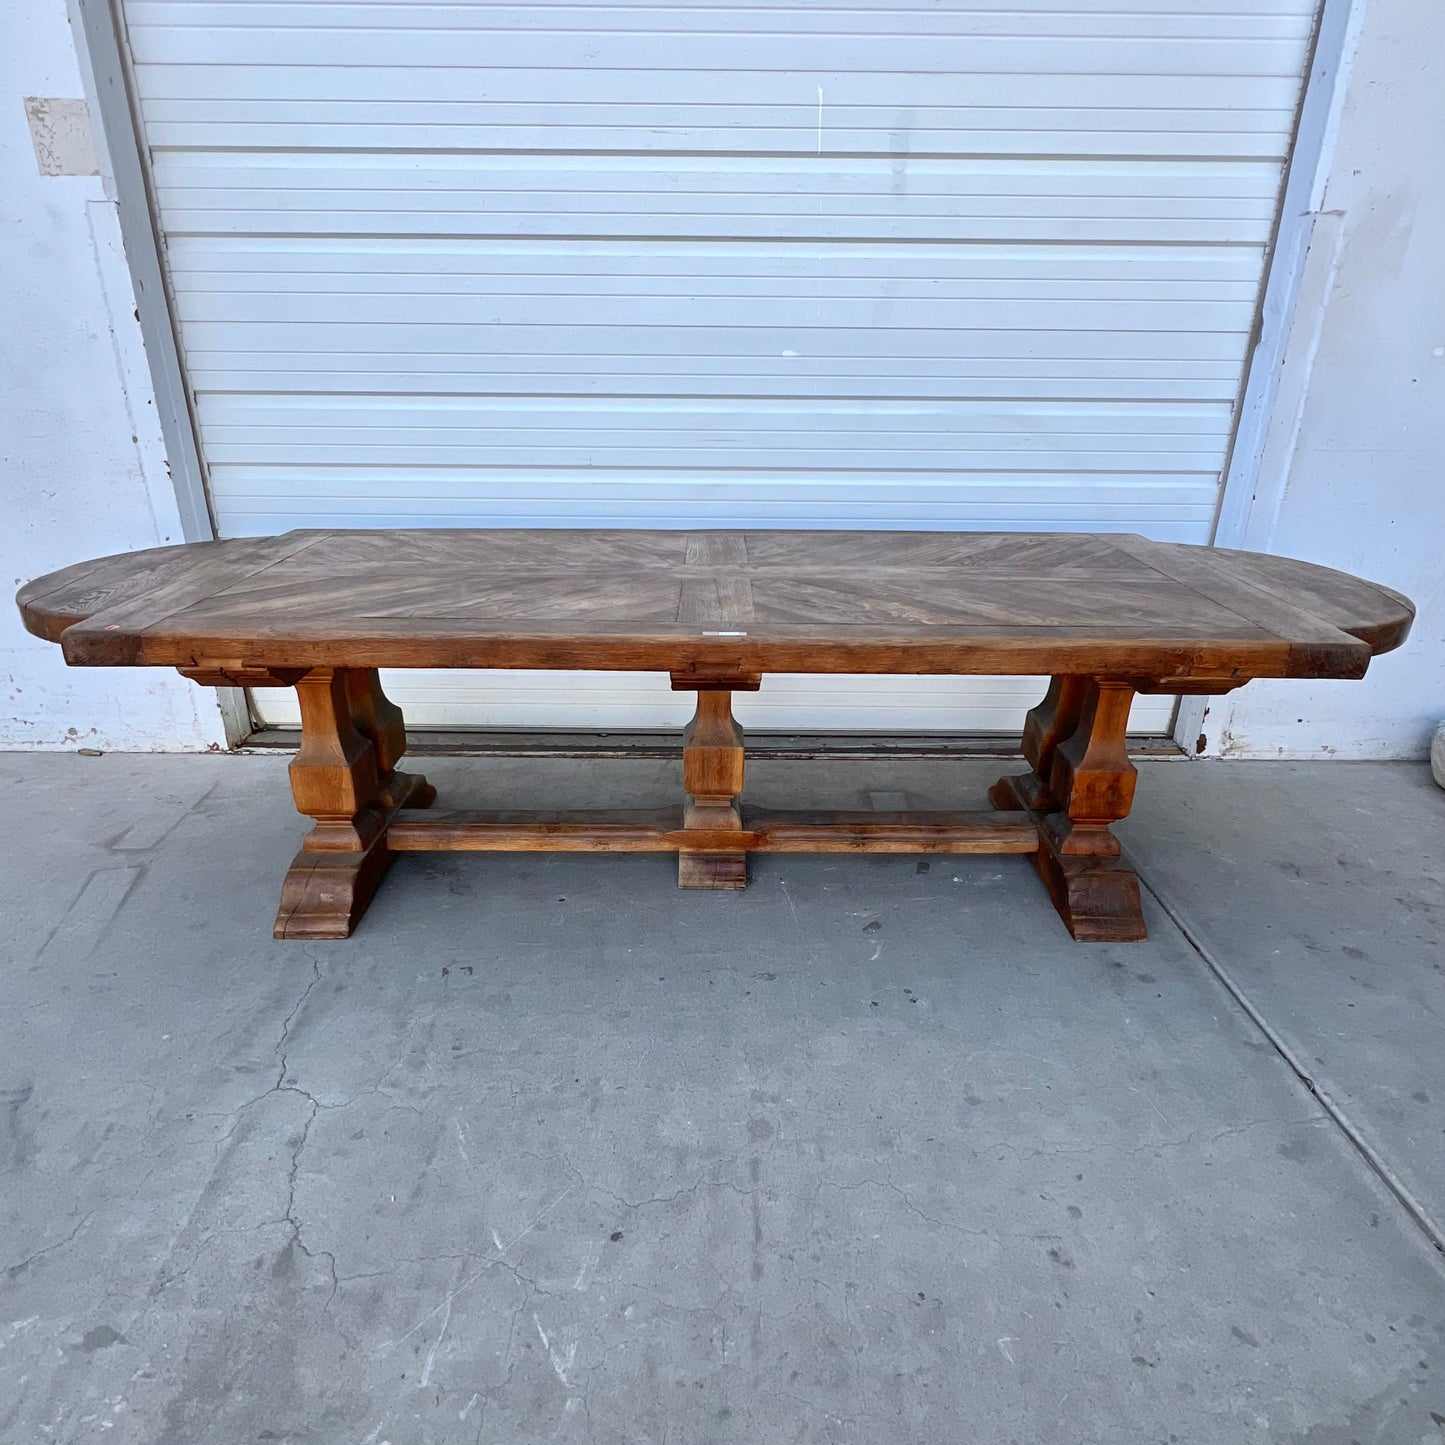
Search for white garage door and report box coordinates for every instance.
[121,0,1319,734]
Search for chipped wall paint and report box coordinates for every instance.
[1,0,225,751]
[23,95,97,176]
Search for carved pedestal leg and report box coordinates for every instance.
[988,674,1087,813]
[275,667,432,939]
[1031,678,1145,942]
[677,688,749,889]
[342,667,436,810]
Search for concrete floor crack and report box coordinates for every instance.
[814,1176,993,1238]
[3,1208,96,1280]
[280,1096,340,1307]
[273,953,324,1093]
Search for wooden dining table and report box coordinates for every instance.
[18,528,1412,943]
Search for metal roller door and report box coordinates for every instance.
[118,0,1320,733]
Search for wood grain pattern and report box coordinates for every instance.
[18,528,1413,680]
[386,809,1039,855]
[14,529,1415,944]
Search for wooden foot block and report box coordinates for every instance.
[988,772,1051,813]
[274,835,395,940]
[389,768,437,810]
[1033,829,1147,943]
[678,851,748,890]
[988,775,1027,811]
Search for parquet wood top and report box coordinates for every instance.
[18,529,1413,681]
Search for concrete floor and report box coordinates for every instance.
[2,751,1443,1445]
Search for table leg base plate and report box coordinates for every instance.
[1033,835,1147,943]
[274,840,394,940]
[678,850,749,889]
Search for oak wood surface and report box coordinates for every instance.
[679,686,749,888]
[16,529,1415,944]
[991,676,1146,941]
[17,529,1413,681]
[385,809,1040,855]
[272,664,434,938]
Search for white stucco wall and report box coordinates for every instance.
[1213,0,1444,758]
[0,0,225,751]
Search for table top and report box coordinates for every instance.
[18,528,1413,682]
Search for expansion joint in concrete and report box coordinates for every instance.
[1130,851,1445,1263]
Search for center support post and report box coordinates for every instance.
[672,670,757,889]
